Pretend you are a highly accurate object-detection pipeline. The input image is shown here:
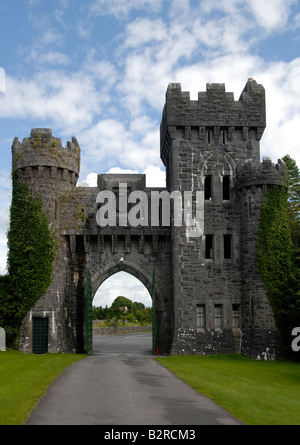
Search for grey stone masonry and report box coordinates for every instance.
[15,79,285,358]
[160,79,285,358]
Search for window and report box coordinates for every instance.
[224,234,232,259]
[204,176,212,200]
[214,305,223,329]
[232,304,240,328]
[223,175,230,200]
[205,235,213,259]
[196,305,205,329]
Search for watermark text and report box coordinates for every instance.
[96,183,204,237]
[291,327,300,352]
[0,68,6,92]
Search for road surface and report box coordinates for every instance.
[26,333,243,425]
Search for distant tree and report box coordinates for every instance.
[133,301,145,311]
[111,296,134,314]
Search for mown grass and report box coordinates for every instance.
[0,350,85,425]
[157,354,300,425]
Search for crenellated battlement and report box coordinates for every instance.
[162,78,265,127]
[161,79,266,166]
[12,128,80,179]
[237,157,286,190]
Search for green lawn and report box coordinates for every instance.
[1,350,299,425]
[0,350,85,425]
[157,354,300,425]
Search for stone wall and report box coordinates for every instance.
[93,326,152,336]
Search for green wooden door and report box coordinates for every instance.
[152,267,156,355]
[32,317,48,354]
[86,268,93,355]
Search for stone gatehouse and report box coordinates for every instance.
[13,79,285,357]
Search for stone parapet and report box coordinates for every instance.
[12,128,80,177]
[237,157,286,190]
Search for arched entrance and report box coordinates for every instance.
[93,271,152,309]
[86,261,162,355]
[74,226,173,356]
[91,271,153,355]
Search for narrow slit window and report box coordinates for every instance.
[232,304,240,328]
[205,235,213,259]
[207,129,211,144]
[214,305,223,329]
[223,175,230,200]
[205,176,212,200]
[224,234,232,259]
[196,305,205,329]
[222,129,226,144]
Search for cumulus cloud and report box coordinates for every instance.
[248,0,296,32]
[0,71,102,134]
[89,0,162,19]
[93,271,152,307]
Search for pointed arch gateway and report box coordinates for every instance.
[92,260,155,299]
[88,261,158,355]
[76,228,174,357]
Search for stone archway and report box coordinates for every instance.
[82,233,173,356]
[91,261,155,300]
[90,268,154,353]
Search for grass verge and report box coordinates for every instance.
[0,349,85,425]
[157,354,300,425]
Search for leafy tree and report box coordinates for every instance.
[111,296,134,313]
[0,172,55,346]
[257,155,300,360]
[283,155,300,222]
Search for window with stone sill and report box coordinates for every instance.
[196,304,205,330]
[214,304,223,330]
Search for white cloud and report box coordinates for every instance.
[93,271,151,308]
[89,0,162,19]
[0,71,102,134]
[80,117,160,172]
[248,0,296,32]
[27,49,70,66]
[143,166,166,187]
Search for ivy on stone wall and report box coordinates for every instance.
[0,171,55,346]
[256,184,298,357]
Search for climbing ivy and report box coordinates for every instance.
[0,171,55,346]
[256,184,299,358]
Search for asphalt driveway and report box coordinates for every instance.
[26,333,243,425]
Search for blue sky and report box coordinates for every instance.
[0,0,299,308]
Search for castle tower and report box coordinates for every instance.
[12,128,80,220]
[160,79,285,357]
[12,129,82,353]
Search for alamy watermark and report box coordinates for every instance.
[0,68,6,92]
[96,183,204,237]
[291,327,300,352]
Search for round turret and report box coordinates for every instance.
[237,158,286,191]
[12,128,81,220]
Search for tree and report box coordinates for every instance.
[111,296,134,314]
[257,155,300,359]
[283,155,300,352]
[283,155,300,221]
